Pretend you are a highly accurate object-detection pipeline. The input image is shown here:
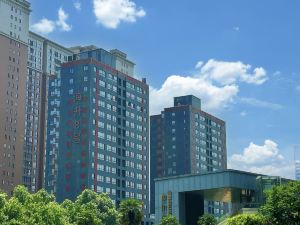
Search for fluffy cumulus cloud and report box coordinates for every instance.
[30,18,56,35]
[56,8,72,31]
[150,59,268,115]
[199,59,268,85]
[228,140,294,179]
[150,76,239,115]
[230,140,284,165]
[30,7,72,35]
[93,0,146,29]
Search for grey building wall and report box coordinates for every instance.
[45,50,150,217]
[150,95,227,214]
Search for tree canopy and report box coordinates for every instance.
[197,214,217,225]
[0,186,144,225]
[227,214,267,225]
[259,181,300,225]
[227,181,300,225]
[119,198,143,225]
[0,186,69,225]
[158,215,180,225]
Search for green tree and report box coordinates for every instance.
[227,214,267,225]
[2,186,68,225]
[0,192,8,223]
[75,204,103,225]
[119,198,143,225]
[197,214,217,225]
[64,189,120,225]
[0,186,122,225]
[75,189,119,225]
[259,181,300,225]
[159,215,180,225]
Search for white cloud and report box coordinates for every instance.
[199,59,268,85]
[150,59,267,115]
[231,140,284,165]
[74,1,81,11]
[244,164,294,179]
[30,18,56,35]
[56,7,72,31]
[195,61,204,69]
[240,111,247,117]
[93,0,146,29]
[239,97,284,110]
[150,76,238,115]
[228,140,294,179]
[30,8,72,35]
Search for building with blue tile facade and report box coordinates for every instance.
[154,170,290,225]
[45,49,150,217]
[150,95,227,215]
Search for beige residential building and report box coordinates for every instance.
[23,31,73,192]
[0,0,31,195]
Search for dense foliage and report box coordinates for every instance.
[0,186,144,225]
[259,181,300,225]
[227,214,267,225]
[119,198,143,225]
[1,181,299,225]
[158,215,180,225]
[197,214,217,225]
[0,186,69,225]
[227,181,300,225]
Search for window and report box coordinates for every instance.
[99,80,105,87]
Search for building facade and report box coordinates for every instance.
[150,95,227,214]
[110,49,135,77]
[23,31,73,192]
[23,31,44,192]
[154,170,290,225]
[0,0,30,195]
[44,49,150,216]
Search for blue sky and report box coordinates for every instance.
[29,0,300,179]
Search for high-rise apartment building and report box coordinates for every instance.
[70,46,135,77]
[0,0,30,195]
[23,31,73,192]
[110,49,135,76]
[44,48,150,215]
[23,31,44,192]
[150,95,227,214]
